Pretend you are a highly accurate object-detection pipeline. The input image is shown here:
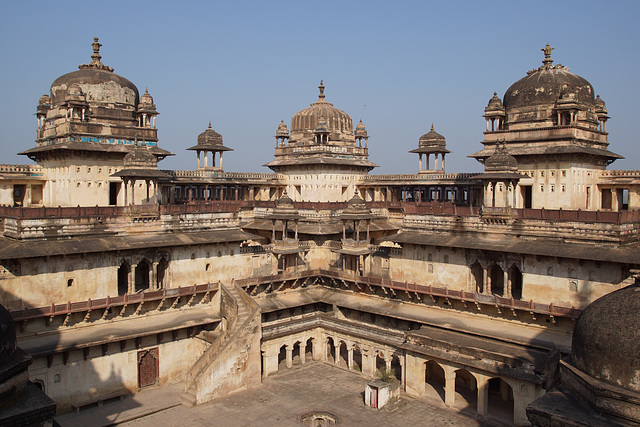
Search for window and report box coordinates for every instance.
[561,170,567,177]
[67,278,74,287]
[550,185,555,192]
[205,263,210,271]
[550,171,555,177]
[561,185,566,193]
[540,185,544,192]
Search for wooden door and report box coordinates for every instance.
[138,348,159,388]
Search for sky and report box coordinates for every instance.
[1,1,638,174]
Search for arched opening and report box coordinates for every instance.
[488,377,514,424]
[454,369,477,412]
[510,265,523,300]
[338,341,348,368]
[292,341,301,365]
[277,345,287,370]
[326,337,335,363]
[390,354,402,382]
[305,338,314,362]
[470,261,483,293]
[375,352,386,377]
[117,261,130,296]
[135,259,151,292]
[490,264,504,296]
[424,360,445,403]
[352,345,363,372]
[156,257,168,289]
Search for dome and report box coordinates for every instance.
[276,120,289,137]
[0,304,17,364]
[38,94,50,105]
[503,45,595,110]
[484,92,506,116]
[123,145,158,169]
[419,125,446,148]
[197,122,223,146]
[290,80,353,134]
[50,38,139,108]
[355,120,367,138]
[572,282,640,392]
[484,143,518,172]
[594,95,608,114]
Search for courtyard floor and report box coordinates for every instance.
[56,362,505,426]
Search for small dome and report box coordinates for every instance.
[140,88,154,106]
[594,95,607,114]
[572,282,640,392]
[347,189,366,209]
[484,92,505,116]
[484,143,518,172]
[290,80,353,135]
[0,304,17,364]
[276,120,289,137]
[503,45,595,110]
[38,94,50,105]
[419,124,446,148]
[197,122,223,146]
[123,144,158,169]
[355,120,368,138]
[50,38,139,108]
[277,190,295,208]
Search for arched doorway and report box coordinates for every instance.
[390,355,402,382]
[424,360,445,402]
[454,369,477,411]
[488,377,514,424]
[510,265,523,300]
[490,264,504,296]
[338,341,348,368]
[375,352,386,377]
[352,345,363,372]
[326,338,336,363]
[118,261,130,296]
[470,261,483,293]
[277,344,287,370]
[156,257,168,289]
[305,338,314,362]
[138,348,159,388]
[135,259,150,292]
[292,341,302,365]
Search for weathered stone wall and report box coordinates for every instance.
[28,331,206,414]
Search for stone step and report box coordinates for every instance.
[179,386,197,408]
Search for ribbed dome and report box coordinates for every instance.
[594,95,607,114]
[503,46,594,110]
[290,80,353,134]
[419,125,446,148]
[572,282,640,392]
[50,38,139,108]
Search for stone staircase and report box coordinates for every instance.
[180,282,260,407]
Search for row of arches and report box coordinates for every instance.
[422,360,516,424]
[117,258,168,296]
[470,261,523,299]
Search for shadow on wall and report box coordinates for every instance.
[0,284,137,422]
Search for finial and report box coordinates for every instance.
[144,88,149,95]
[91,37,102,60]
[318,79,325,99]
[542,44,554,66]
[431,123,434,131]
[493,92,497,96]
[208,121,212,129]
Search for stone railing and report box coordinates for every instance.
[362,173,478,181]
[0,164,44,174]
[599,170,640,178]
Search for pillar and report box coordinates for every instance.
[220,152,224,170]
[262,346,279,378]
[503,270,509,297]
[444,369,456,407]
[419,154,423,172]
[347,347,354,370]
[483,268,489,295]
[196,151,201,169]
[285,346,293,369]
[477,376,489,416]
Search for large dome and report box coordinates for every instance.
[571,282,640,392]
[290,80,353,134]
[50,37,139,108]
[503,45,595,110]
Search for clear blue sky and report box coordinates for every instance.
[1,1,638,174]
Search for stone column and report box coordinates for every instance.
[347,347,354,370]
[196,151,201,169]
[444,368,456,407]
[503,270,509,297]
[300,346,306,365]
[482,268,488,294]
[419,154,423,172]
[476,375,490,416]
[262,346,279,378]
[285,345,293,369]
[220,152,224,170]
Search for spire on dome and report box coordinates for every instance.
[79,37,114,71]
[541,43,554,67]
[318,79,326,100]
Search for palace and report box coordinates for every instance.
[0,39,638,426]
